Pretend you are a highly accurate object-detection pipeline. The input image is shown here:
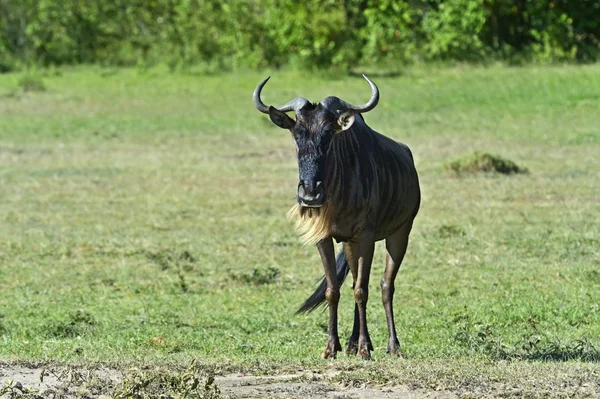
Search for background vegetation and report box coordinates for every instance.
[1,0,600,72]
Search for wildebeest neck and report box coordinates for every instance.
[325,118,375,207]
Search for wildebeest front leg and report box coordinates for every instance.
[382,221,413,356]
[344,242,373,356]
[354,233,376,359]
[317,237,342,359]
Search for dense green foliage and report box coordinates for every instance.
[1,0,599,71]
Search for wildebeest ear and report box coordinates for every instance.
[268,106,296,130]
[336,110,355,132]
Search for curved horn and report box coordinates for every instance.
[275,96,311,113]
[253,76,271,113]
[340,74,379,113]
[253,77,310,114]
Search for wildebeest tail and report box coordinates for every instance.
[297,250,350,314]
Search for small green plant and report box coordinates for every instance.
[146,249,196,271]
[437,224,466,239]
[17,74,46,92]
[0,313,6,335]
[46,309,96,338]
[228,266,280,286]
[146,249,197,293]
[445,151,528,175]
[453,314,600,361]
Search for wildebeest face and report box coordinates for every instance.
[268,105,355,208]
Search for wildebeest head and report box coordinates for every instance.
[253,75,379,208]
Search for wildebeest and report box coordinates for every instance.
[253,75,420,359]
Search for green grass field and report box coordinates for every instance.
[1,65,599,396]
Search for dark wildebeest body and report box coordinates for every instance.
[253,76,420,359]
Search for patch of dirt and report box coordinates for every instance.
[0,365,456,399]
[218,373,457,399]
[0,365,117,398]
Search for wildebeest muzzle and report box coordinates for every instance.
[298,180,325,207]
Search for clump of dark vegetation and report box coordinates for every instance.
[46,309,96,338]
[146,249,197,270]
[228,266,280,286]
[17,74,46,93]
[436,224,466,239]
[453,314,600,361]
[146,249,198,293]
[114,362,222,399]
[0,313,6,335]
[445,151,528,175]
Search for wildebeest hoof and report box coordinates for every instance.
[347,337,373,356]
[346,341,358,356]
[387,345,403,357]
[322,337,342,359]
[386,338,402,357]
[357,347,371,360]
[322,346,340,359]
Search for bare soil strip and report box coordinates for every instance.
[0,365,455,399]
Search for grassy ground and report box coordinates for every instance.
[0,65,599,395]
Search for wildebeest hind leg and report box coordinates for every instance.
[382,221,413,357]
[346,302,373,355]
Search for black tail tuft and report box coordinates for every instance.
[296,250,350,314]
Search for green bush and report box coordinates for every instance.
[358,0,422,63]
[263,0,353,69]
[0,0,598,71]
[422,0,489,61]
[17,73,46,92]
